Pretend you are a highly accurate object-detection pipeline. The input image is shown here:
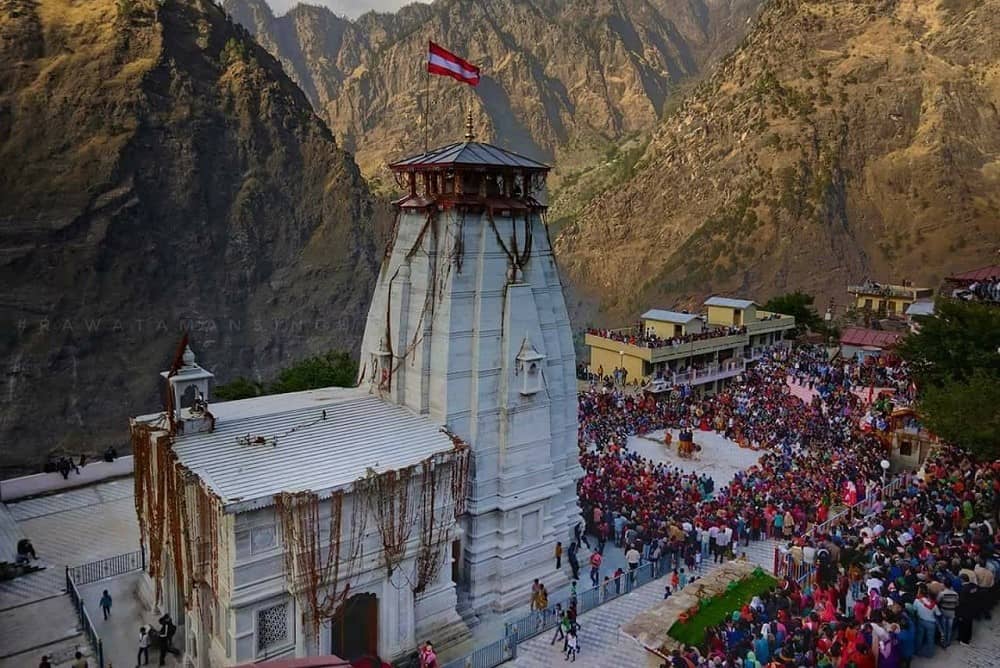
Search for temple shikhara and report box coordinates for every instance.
[129,122,581,666]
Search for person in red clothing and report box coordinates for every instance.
[853,595,869,623]
[841,641,875,668]
[588,550,602,587]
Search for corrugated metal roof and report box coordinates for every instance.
[839,327,903,349]
[390,141,549,171]
[157,387,455,506]
[948,265,1000,282]
[704,296,756,309]
[905,300,935,317]
[641,309,700,324]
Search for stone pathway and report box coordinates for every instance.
[0,595,82,660]
[0,504,25,563]
[18,496,139,565]
[0,566,65,609]
[81,572,183,668]
[0,478,141,666]
[508,539,779,667]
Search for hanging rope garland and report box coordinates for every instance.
[361,465,417,578]
[414,439,471,593]
[274,490,358,641]
[449,444,472,517]
[131,424,155,548]
[486,208,533,284]
[132,420,223,612]
[413,457,450,593]
[377,209,445,396]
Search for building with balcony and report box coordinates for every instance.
[848,280,933,317]
[585,296,796,394]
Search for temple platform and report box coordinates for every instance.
[627,429,763,487]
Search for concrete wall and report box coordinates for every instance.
[226,477,462,665]
[706,304,756,326]
[589,347,644,381]
[1,456,134,501]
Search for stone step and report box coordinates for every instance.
[0,503,25,563]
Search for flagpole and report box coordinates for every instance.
[424,41,430,154]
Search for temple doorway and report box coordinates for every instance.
[331,592,378,661]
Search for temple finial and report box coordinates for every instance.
[464,109,475,142]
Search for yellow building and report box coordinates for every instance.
[585,296,796,393]
[847,280,932,317]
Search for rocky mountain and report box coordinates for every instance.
[222,0,763,188]
[556,0,1000,320]
[0,0,380,474]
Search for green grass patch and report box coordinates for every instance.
[668,571,777,648]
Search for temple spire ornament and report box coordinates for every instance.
[463,108,475,142]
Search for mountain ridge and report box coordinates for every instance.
[555,0,1000,321]
[223,0,763,186]
[0,0,381,474]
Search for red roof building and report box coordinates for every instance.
[946,265,1000,284]
[839,327,903,350]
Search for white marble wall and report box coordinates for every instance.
[359,205,582,613]
[225,477,462,664]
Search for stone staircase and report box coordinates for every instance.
[507,538,780,668]
[0,502,64,609]
[0,503,24,563]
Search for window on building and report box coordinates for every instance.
[251,525,276,552]
[864,299,873,310]
[899,440,914,457]
[256,602,290,654]
[236,523,278,559]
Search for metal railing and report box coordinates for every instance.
[440,634,516,668]
[772,475,907,583]
[66,567,104,668]
[68,548,145,585]
[505,562,659,643]
[445,562,665,668]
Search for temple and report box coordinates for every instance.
[359,115,582,613]
[129,122,581,667]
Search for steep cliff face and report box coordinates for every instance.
[223,0,762,185]
[0,0,379,474]
[557,0,1000,320]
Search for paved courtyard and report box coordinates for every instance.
[0,478,141,667]
[629,429,763,484]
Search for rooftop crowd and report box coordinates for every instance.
[587,323,748,349]
[572,346,998,667]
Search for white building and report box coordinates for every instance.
[130,127,581,666]
[358,122,582,613]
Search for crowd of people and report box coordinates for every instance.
[567,345,997,667]
[586,323,748,350]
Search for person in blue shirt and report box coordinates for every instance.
[753,632,770,664]
[896,613,916,665]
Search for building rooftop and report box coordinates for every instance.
[704,296,756,309]
[947,265,1000,283]
[136,387,456,509]
[847,281,931,298]
[839,327,903,350]
[640,309,701,324]
[389,141,550,173]
[905,300,935,317]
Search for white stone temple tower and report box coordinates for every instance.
[358,119,582,613]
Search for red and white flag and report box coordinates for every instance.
[427,41,480,86]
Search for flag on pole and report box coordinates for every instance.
[427,41,480,86]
